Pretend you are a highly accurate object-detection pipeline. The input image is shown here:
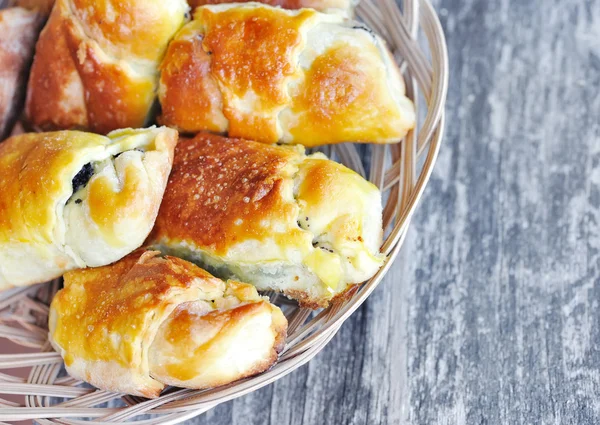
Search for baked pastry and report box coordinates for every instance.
[187,0,355,17]
[0,7,44,140]
[149,133,384,308]
[0,126,177,290]
[26,0,189,134]
[49,249,287,398]
[158,3,415,146]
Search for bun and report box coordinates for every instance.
[0,126,177,289]
[159,3,415,146]
[49,250,287,398]
[149,133,383,308]
[26,0,189,133]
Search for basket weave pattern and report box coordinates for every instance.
[0,0,448,422]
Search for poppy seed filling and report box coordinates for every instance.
[71,163,93,194]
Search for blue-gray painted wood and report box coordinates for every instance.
[189,0,600,423]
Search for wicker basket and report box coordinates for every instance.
[0,0,448,422]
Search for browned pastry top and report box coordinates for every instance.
[200,6,313,142]
[158,23,227,133]
[53,250,221,368]
[69,0,188,62]
[151,133,309,257]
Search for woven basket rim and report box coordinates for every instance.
[0,0,448,422]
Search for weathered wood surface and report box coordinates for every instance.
[192,0,600,423]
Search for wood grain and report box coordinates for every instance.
[182,0,600,423]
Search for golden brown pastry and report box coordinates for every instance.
[0,7,43,140]
[188,0,355,17]
[149,134,383,308]
[159,3,415,147]
[25,0,189,134]
[0,127,177,289]
[49,250,287,398]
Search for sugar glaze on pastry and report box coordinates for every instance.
[0,126,177,289]
[49,250,287,398]
[149,133,384,308]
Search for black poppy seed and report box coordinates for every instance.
[72,163,93,193]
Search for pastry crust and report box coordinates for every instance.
[0,126,177,289]
[159,3,415,146]
[149,133,384,308]
[25,0,189,134]
[0,7,44,140]
[49,250,287,398]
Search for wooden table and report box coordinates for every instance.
[189,0,600,423]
